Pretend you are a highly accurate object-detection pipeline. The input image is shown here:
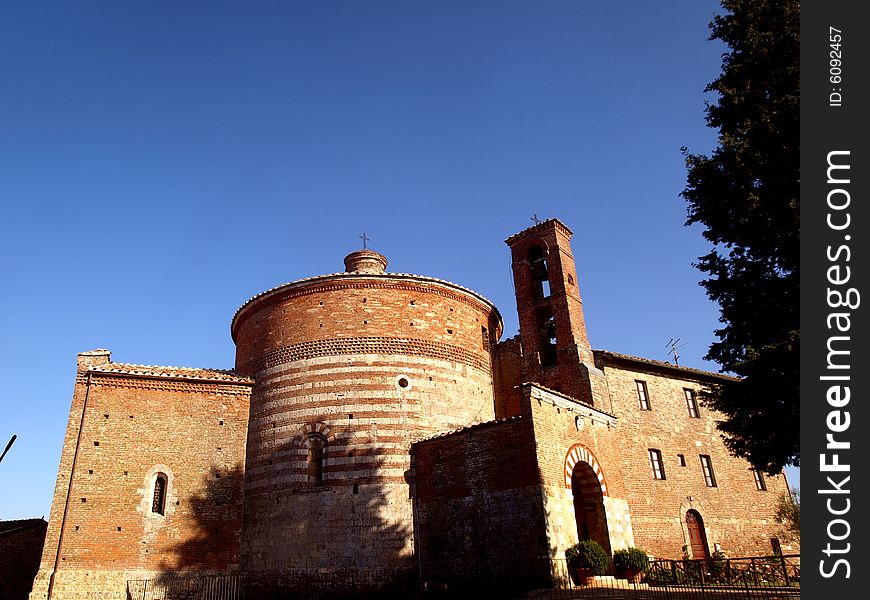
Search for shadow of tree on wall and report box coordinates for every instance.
[238,444,415,599]
[143,465,246,600]
[145,449,415,600]
[158,464,245,572]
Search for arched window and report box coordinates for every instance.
[537,311,558,367]
[528,246,551,299]
[151,473,167,515]
[306,434,327,486]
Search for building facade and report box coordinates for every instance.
[29,219,794,599]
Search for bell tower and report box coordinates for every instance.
[505,218,607,407]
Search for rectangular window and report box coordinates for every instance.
[684,389,700,418]
[635,380,651,410]
[677,454,686,467]
[648,449,666,480]
[700,455,717,487]
[753,469,767,491]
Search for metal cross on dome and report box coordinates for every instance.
[359,233,370,249]
[531,213,542,225]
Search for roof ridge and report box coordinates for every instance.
[232,271,502,329]
[412,414,523,445]
[594,349,739,381]
[89,363,253,382]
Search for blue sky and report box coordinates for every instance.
[0,1,797,519]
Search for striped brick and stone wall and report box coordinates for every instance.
[231,251,503,590]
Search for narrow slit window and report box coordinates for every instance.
[539,312,558,367]
[306,434,326,486]
[152,474,167,515]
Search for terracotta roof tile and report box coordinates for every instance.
[232,271,502,332]
[594,350,739,382]
[89,363,253,384]
[412,415,523,445]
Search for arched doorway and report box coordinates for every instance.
[565,445,611,558]
[685,510,710,559]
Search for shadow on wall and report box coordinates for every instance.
[238,444,416,599]
[145,450,415,599]
[138,465,244,600]
[0,518,48,600]
[157,464,245,573]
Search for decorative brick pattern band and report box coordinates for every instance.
[241,336,492,375]
[564,443,608,496]
[84,373,252,396]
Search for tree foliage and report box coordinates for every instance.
[775,488,800,536]
[681,0,799,474]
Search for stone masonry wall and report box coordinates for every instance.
[599,356,795,559]
[412,417,550,591]
[520,385,635,563]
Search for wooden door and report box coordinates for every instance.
[686,510,710,559]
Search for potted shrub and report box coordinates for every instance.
[565,540,610,585]
[613,547,650,583]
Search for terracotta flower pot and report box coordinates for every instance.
[625,568,643,584]
[572,567,595,586]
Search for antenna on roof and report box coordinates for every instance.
[665,338,687,365]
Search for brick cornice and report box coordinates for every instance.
[504,217,573,245]
[231,273,503,341]
[78,372,253,395]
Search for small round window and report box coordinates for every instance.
[396,375,412,390]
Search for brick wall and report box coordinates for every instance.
[504,219,604,406]
[596,353,796,558]
[519,384,634,562]
[30,352,251,600]
[412,417,550,591]
[0,519,47,600]
[232,274,502,373]
[491,335,523,419]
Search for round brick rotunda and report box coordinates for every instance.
[231,249,502,587]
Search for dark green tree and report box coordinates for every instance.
[775,488,800,537]
[681,0,799,474]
